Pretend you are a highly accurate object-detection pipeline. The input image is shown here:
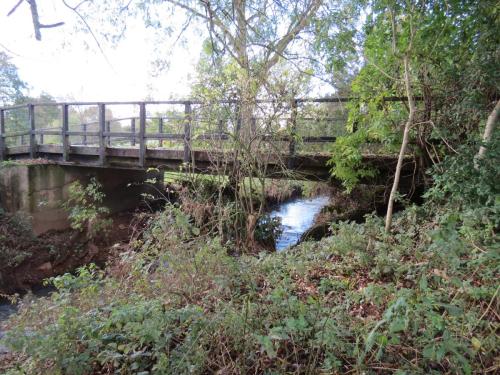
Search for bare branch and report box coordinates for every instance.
[263,0,322,73]
[14,0,65,41]
[7,0,23,17]
[61,0,113,70]
[40,22,65,29]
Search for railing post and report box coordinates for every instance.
[0,109,5,161]
[183,101,192,163]
[288,99,298,169]
[28,104,36,158]
[62,104,69,162]
[98,103,106,165]
[130,118,136,146]
[158,117,163,147]
[82,123,87,145]
[139,103,146,167]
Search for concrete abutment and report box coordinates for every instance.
[0,163,163,235]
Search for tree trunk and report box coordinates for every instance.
[385,55,416,233]
[475,100,500,168]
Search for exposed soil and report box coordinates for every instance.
[0,212,134,294]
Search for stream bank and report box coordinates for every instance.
[0,211,133,295]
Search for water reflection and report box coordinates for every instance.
[270,195,330,251]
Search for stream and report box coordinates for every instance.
[270,195,330,251]
[0,285,55,353]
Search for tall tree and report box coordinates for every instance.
[0,52,27,106]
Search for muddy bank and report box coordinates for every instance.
[0,211,133,294]
[300,184,388,242]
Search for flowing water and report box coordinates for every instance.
[270,195,330,251]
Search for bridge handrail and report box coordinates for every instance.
[0,96,417,111]
[0,96,416,164]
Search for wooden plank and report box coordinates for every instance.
[0,97,423,113]
[130,118,136,146]
[98,103,106,165]
[145,133,183,140]
[0,109,5,161]
[105,121,111,146]
[5,145,30,155]
[34,130,60,135]
[139,103,146,167]
[82,123,87,145]
[158,117,163,147]
[67,131,100,137]
[37,144,63,153]
[3,130,30,137]
[28,104,36,158]
[69,145,99,155]
[62,104,69,161]
[103,132,137,138]
[183,101,192,163]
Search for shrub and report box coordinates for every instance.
[62,177,112,239]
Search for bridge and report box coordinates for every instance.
[0,97,416,234]
[0,97,410,180]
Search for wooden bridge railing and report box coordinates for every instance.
[0,97,411,167]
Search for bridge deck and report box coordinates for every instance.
[0,98,412,180]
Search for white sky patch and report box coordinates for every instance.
[0,0,201,102]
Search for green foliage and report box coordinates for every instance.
[4,149,499,373]
[0,52,27,106]
[0,211,34,269]
[61,177,112,239]
[327,129,376,191]
[255,214,283,248]
[328,0,499,189]
[424,135,500,248]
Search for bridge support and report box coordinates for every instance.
[0,163,163,235]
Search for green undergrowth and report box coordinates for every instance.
[0,210,34,271]
[2,142,499,374]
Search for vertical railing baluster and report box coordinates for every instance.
[183,101,192,164]
[98,103,106,165]
[130,118,136,146]
[106,120,111,147]
[288,99,298,169]
[139,103,146,167]
[158,117,163,148]
[62,104,69,162]
[0,109,5,161]
[28,104,36,158]
[82,123,87,145]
